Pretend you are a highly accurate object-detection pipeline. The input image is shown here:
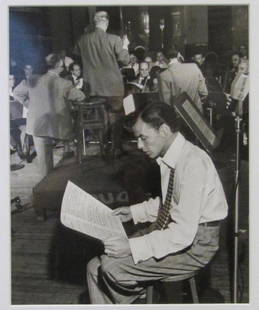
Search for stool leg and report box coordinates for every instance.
[146,285,154,304]
[82,129,86,156]
[189,277,199,303]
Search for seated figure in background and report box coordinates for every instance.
[154,50,168,69]
[144,55,154,71]
[66,62,89,94]
[121,53,139,84]
[222,52,241,93]
[126,62,158,95]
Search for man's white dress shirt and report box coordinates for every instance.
[129,133,228,264]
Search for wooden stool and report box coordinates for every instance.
[76,98,108,163]
[146,272,199,304]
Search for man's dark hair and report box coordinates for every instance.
[94,11,109,24]
[134,102,180,133]
[68,62,81,73]
[164,44,183,60]
[45,53,63,70]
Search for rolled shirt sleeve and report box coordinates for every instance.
[130,197,160,224]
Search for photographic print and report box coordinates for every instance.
[1,1,256,309]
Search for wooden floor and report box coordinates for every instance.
[10,144,249,305]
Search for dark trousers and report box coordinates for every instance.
[10,118,26,150]
[103,96,124,151]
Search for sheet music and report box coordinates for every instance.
[123,94,136,115]
[230,73,249,101]
[60,181,127,241]
[182,100,216,145]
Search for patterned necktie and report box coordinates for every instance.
[155,168,175,230]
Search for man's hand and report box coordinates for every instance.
[112,207,133,222]
[122,34,130,50]
[103,236,131,258]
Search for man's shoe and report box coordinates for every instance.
[11,163,25,171]
[10,148,16,155]
[26,151,37,163]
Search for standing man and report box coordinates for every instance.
[158,46,208,112]
[87,102,228,304]
[13,53,85,179]
[74,11,130,158]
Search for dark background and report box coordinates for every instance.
[9,5,248,72]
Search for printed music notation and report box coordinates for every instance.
[60,181,127,241]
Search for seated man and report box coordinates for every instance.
[87,102,228,304]
[127,62,158,94]
[66,62,89,94]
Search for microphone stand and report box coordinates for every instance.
[232,101,242,303]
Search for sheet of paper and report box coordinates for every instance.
[231,73,249,101]
[60,181,127,241]
[123,94,136,115]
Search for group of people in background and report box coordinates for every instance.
[9,10,249,177]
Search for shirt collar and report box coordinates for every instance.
[72,74,78,81]
[156,132,186,169]
[48,70,59,77]
[168,58,181,66]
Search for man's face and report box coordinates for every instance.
[95,11,109,29]
[239,45,247,57]
[9,75,15,89]
[156,52,164,61]
[139,63,149,78]
[130,54,137,64]
[145,57,153,69]
[193,54,204,66]
[238,62,248,74]
[133,118,166,159]
[231,54,240,68]
[72,64,81,78]
[56,60,64,74]
[24,65,33,78]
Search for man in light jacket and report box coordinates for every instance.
[14,53,85,179]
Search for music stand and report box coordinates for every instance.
[174,92,220,153]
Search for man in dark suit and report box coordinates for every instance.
[73,11,130,158]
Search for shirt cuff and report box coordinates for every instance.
[130,203,146,224]
[129,236,153,264]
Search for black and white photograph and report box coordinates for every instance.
[1,0,258,309]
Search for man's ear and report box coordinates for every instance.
[159,123,171,137]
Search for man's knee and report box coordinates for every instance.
[100,255,137,286]
[87,257,100,277]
